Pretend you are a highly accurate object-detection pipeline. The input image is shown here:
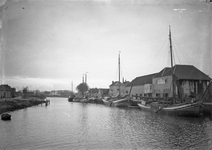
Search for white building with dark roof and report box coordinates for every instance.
[152,65,211,98]
[126,64,211,100]
[126,73,157,98]
[109,81,129,97]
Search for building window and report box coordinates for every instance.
[156,93,160,97]
[126,91,128,94]
[157,78,167,84]
[163,93,168,97]
[136,94,138,99]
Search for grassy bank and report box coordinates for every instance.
[0,98,46,114]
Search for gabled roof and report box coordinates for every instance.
[123,81,130,86]
[126,73,158,87]
[155,65,211,80]
[89,88,99,93]
[153,67,171,78]
[110,81,125,87]
[0,84,12,91]
[99,89,109,95]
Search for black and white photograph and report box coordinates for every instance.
[0,0,212,149]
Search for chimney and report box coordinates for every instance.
[85,74,87,83]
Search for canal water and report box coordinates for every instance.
[0,97,212,150]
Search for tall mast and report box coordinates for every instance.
[85,74,87,83]
[118,51,121,96]
[169,25,175,98]
[169,25,173,68]
[71,81,73,92]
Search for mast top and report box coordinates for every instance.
[118,51,121,97]
[169,25,173,68]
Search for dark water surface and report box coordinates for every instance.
[0,97,212,150]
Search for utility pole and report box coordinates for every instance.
[71,81,73,92]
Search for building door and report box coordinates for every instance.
[198,81,204,95]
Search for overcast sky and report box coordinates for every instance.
[0,0,211,91]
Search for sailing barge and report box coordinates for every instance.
[136,26,212,117]
[103,51,136,107]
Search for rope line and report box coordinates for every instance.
[172,34,192,65]
[173,42,181,64]
[145,37,168,74]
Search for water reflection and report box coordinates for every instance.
[0,97,212,149]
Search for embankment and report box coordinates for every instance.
[0,98,46,114]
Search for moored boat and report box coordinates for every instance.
[201,81,212,115]
[102,97,113,106]
[111,97,129,107]
[110,95,136,107]
[138,100,202,117]
[136,26,210,117]
[80,97,90,103]
[202,102,212,115]
[106,51,133,107]
[88,97,95,103]
[68,95,74,102]
[138,103,151,112]
[73,97,83,102]
[137,100,151,111]
[160,102,202,116]
[1,113,11,121]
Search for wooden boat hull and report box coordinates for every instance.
[102,98,112,106]
[202,102,212,115]
[138,103,202,117]
[68,97,74,102]
[103,97,139,107]
[107,98,139,107]
[80,98,90,103]
[128,100,139,108]
[111,98,129,107]
[73,98,82,102]
[138,103,151,111]
[160,103,202,117]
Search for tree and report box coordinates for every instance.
[22,86,28,98]
[76,83,89,96]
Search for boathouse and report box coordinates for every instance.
[152,65,211,99]
[126,73,157,99]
